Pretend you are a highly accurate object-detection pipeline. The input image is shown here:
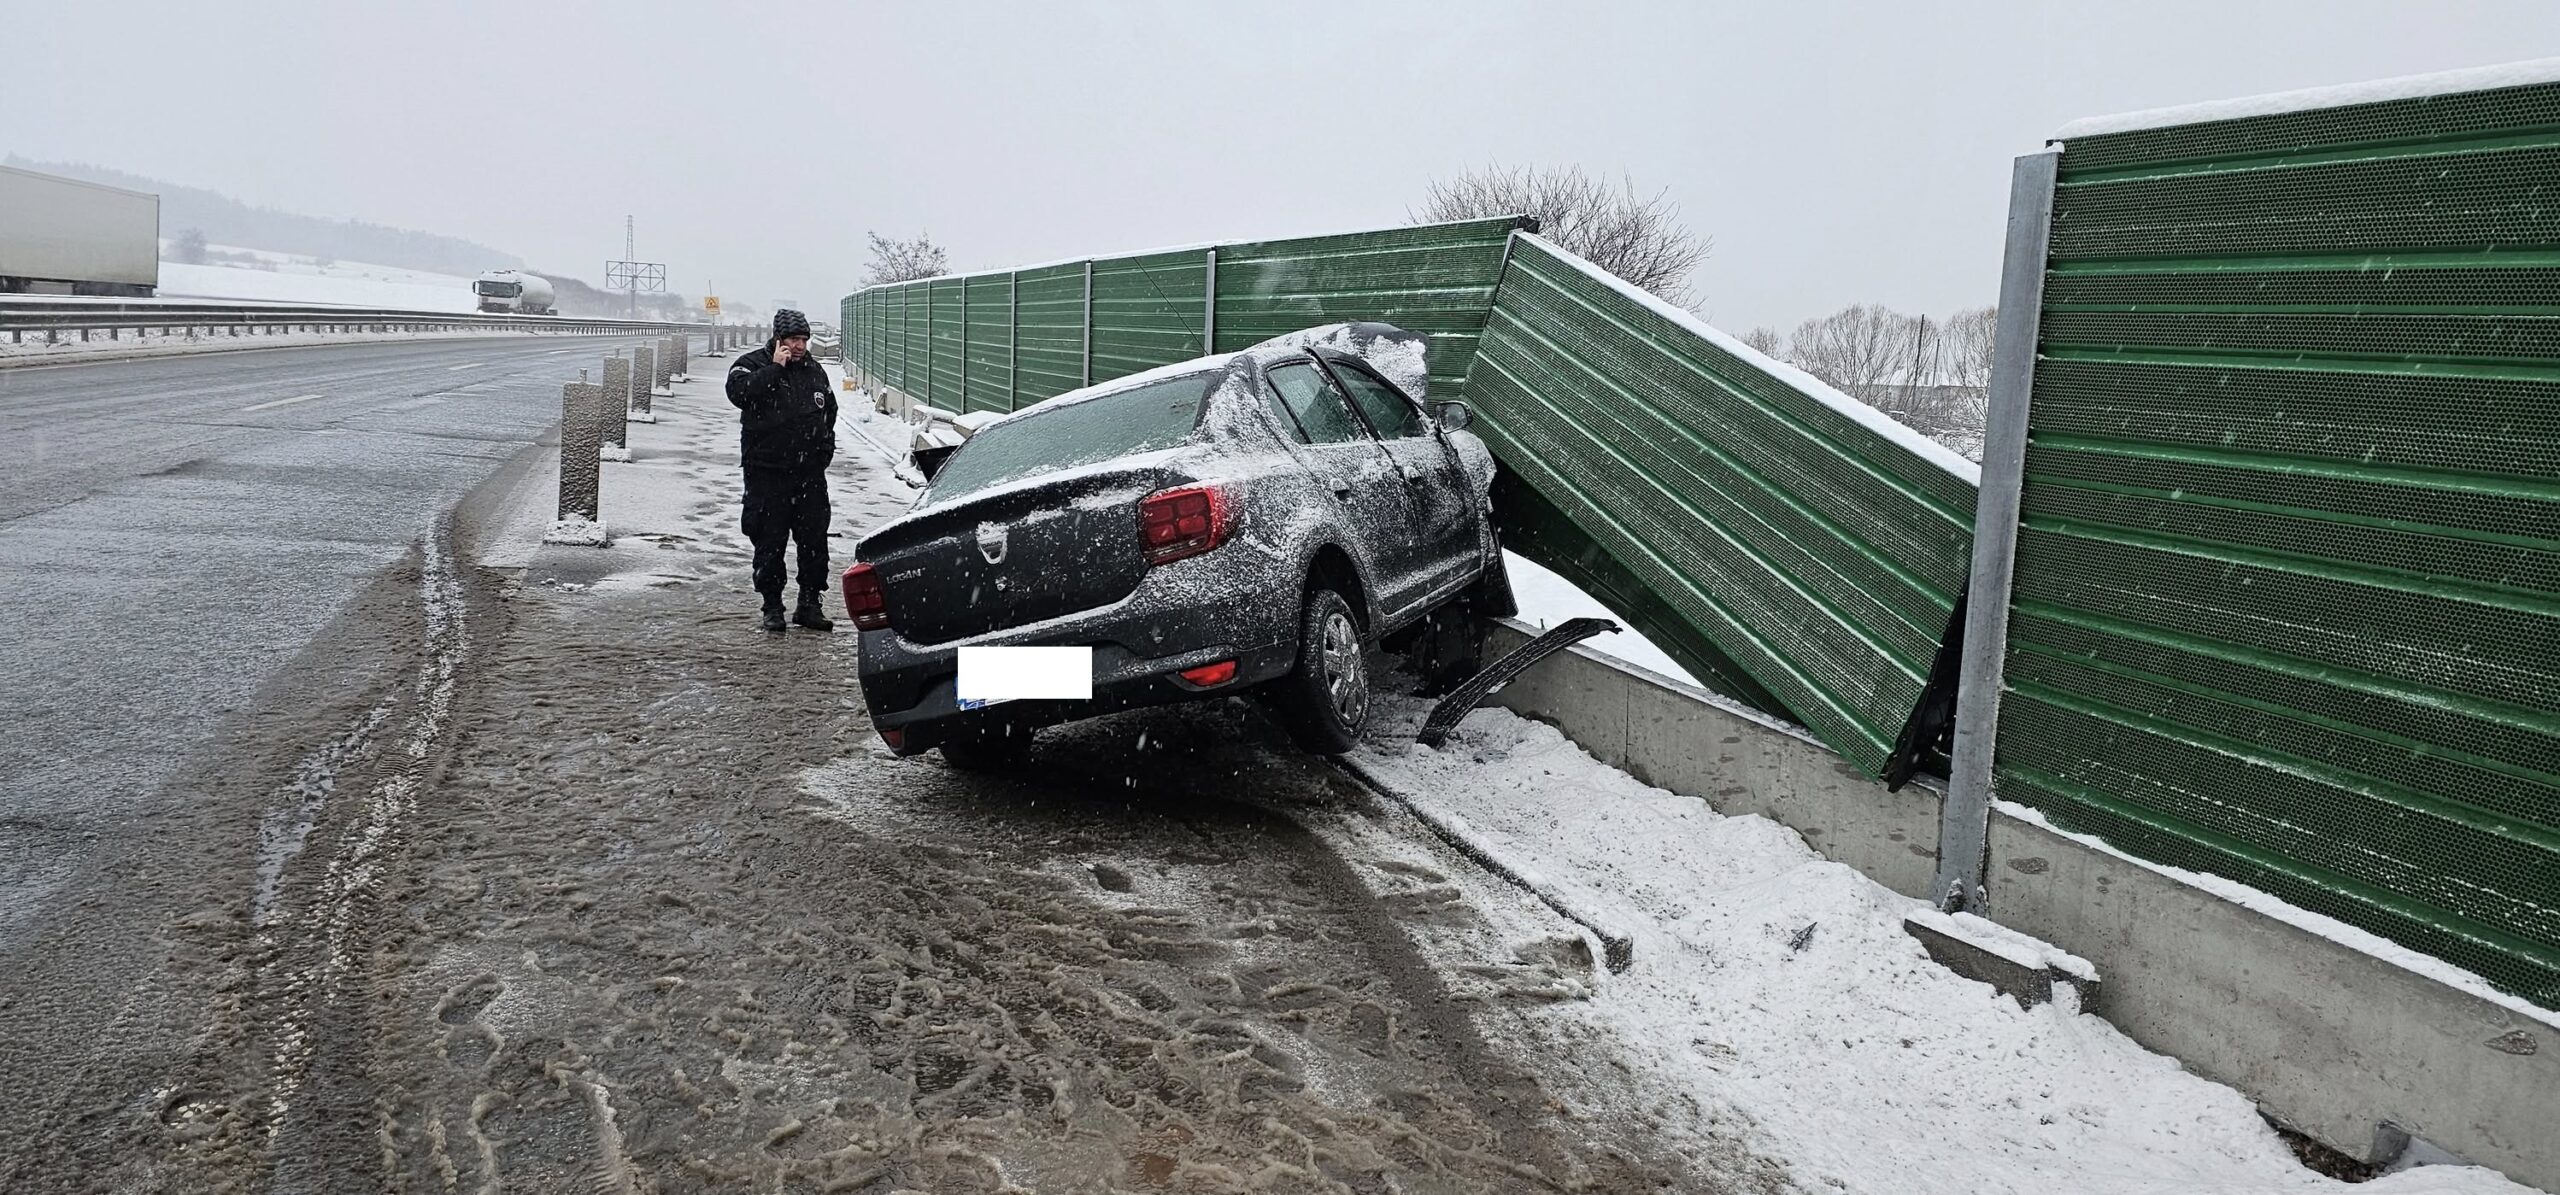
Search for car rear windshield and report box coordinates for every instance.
[924,372,1213,502]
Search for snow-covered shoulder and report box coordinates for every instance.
[1517,233,1983,486]
[2054,57,2560,140]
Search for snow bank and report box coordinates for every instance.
[1345,704,2542,1195]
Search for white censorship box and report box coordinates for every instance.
[956,646,1093,704]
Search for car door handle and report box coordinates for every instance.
[1324,475,1352,496]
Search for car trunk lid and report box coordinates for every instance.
[861,464,1187,645]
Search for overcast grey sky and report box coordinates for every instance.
[7,1,2555,331]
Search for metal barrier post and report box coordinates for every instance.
[1203,248,1217,354]
[1081,259,1093,387]
[1935,149,2060,915]
[1007,271,1018,412]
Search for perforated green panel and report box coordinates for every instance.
[842,220,1528,412]
[2005,77,2560,1008]
[964,274,1012,414]
[1464,236,1977,773]
[1088,250,1207,382]
[1012,264,1085,407]
[1214,217,1525,401]
[926,278,964,408]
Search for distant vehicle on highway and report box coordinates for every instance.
[844,322,1514,768]
[0,163,159,297]
[471,269,554,315]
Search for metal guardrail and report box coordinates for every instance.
[0,298,726,346]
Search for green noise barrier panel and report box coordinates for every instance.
[1211,218,1525,402]
[964,273,1012,414]
[841,217,1527,416]
[2002,75,2560,1007]
[1463,235,1980,775]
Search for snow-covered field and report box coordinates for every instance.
[154,242,481,312]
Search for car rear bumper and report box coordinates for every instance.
[862,633,1297,752]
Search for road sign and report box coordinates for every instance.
[704,296,720,313]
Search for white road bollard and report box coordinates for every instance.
[603,355,638,451]
[624,347,654,425]
[544,380,609,545]
[653,338,676,396]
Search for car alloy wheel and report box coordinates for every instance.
[1321,608,1366,726]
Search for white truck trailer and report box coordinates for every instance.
[0,164,160,297]
[472,270,556,315]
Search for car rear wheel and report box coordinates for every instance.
[1266,588,1367,755]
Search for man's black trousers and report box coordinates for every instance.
[742,466,831,603]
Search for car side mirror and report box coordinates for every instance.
[1433,401,1474,433]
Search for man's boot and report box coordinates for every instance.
[794,591,834,632]
[761,594,788,633]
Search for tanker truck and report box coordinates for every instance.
[472,270,555,315]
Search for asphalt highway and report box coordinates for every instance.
[0,335,659,947]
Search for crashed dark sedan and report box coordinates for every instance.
[842,323,1514,767]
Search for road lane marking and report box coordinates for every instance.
[446,361,484,371]
[240,393,325,412]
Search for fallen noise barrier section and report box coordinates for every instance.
[1464,234,1979,780]
[842,216,1529,418]
[545,333,702,545]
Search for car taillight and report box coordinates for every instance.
[1138,484,1233,566]
[842,562,889,630]
[1179,660,1237,687]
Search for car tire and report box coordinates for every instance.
[1407,606,1488,698]
[1266,588,1368,755]
[937,723,1034,772]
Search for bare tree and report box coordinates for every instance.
[173,227,208,265]
[862,231,949,286]
[1738,325,1785,360]
[1786,304,1920,403]
[1416,164,1708,303]
[1941,305,1998,390]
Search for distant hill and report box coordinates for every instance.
[6,156,524,279]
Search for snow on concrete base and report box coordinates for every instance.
[1340,703,2542,1195]
[598,446,632,463]
[626,411,657,424]
[541,517,609,546]
[669,372,690,383]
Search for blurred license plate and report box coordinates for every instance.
[957,646,1092,705]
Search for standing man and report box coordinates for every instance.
[727,309,837,633]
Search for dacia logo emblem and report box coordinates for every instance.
[976,522,1009,565]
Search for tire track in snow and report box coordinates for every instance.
[256,519,469,1189]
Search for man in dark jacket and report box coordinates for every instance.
[727,309,838,632]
